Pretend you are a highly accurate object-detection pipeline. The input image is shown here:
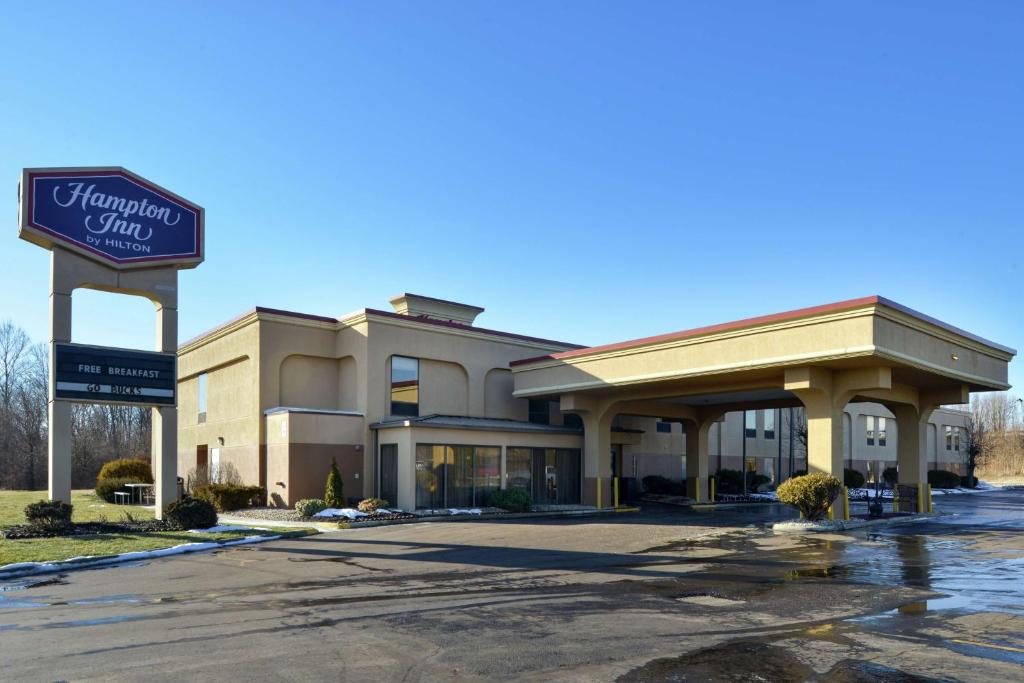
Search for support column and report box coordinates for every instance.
[891,404,929,486]
[683,413,718,502]
[786,369,844,478]
[153,302,179,518]
[581,411,613,507]
[47,262,73,504]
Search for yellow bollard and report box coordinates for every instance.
[694,477,701,503]
[927,484,933,513]
[613,477,619,508]
[827,502,835,521]
[893,488,899,513]
[917,483,926,514]
[596,476,602,510]
[710,477,716,503]
[843,486,850,521]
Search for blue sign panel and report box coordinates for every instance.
[20,168,203,268]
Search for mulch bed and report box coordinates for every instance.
[2,519,176,540]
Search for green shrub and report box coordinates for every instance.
[927,469,961,489]
[487,488,532,512]
[642,475,673,494]
[95,477,142,503]
[165,497,218,530]
[193,484,264,511]
[295,498,328,517]
[25,500,73,530]
[324,459,344,507]
[97,458,153,484]
[715,469,770,494]
[357,497,389,513]
[882,467,899,486]
[960,475,978,488]
[844,468,866,489]
[776,472,843,521]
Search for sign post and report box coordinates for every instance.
[18,167,204,518]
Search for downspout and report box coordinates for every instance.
[776,408,782,485]
[742,410,748,494]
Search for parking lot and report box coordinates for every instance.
[1,494,1022,681]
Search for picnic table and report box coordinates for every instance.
[124,482,155,505]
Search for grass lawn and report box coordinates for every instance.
[0,489,156,527]
[0,489,313,567]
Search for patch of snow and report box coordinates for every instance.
[448,508,482,515]
[313,508,367,519]
[0,535,279,578]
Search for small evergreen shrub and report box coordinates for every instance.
[927,469,961,489]
[324,459,344,507]
[642,475,673,494]
[487,488,532,512]
[882,467,899,486]
[357,497,389,513]
[25,500,73,530]
[295,498,328,517]
[165,497,218,530]
[97,458,153,484]
[95,477,142,503]
[960,475,978,488]
[716,469,771,494]
[193,484,264,511]
[844,468,866,489]
[776,472,843,521]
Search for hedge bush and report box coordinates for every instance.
[193,484,264,511]
[295,498,328,517]
[97,458,153,484]
[927,469,961,489]
[642,475,673,494]
[716,469,771,494]
[25,500,73,530]
[357,497,389,513]
[95,477,142,503]
[776,472,843,521]
[882,467,899,486]
[487,488,532,512]
[961,475,978,488]
[324,460,344,507]
[165,497,218,530]
[844,468,866,489]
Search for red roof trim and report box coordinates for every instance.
[510,295,1015,367]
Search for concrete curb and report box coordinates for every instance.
[229,506,644,531]
[772,512,942,533]
[0,529,313,581]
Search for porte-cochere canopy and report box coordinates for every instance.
[510,296,1015,507]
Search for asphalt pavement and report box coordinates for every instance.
[1,491,1022,682]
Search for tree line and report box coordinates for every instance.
[0,320,151,490]
[967,392,1024,482]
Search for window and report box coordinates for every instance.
[945,425,953,451]
[415,444,508,508]
[390,356,419,416]
[507,447,582,504]
[528,399,550,425]
[563,413,583,430]
[744,411,756,438]
[197,373,208,424]
[953,427,961,452]
[656,420,672,434]
[877,417,887,447]
[764,410,775,440]
[866,416,875,446]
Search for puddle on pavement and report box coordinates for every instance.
[617,641,942,682]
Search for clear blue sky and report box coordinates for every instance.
[1,2,1021,390]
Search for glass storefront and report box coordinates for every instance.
[415,444,502,508]
[506,447,581,505]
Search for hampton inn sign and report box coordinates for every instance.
[19,168,202,268]
[18,166,204,518]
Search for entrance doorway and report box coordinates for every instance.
[379,444,398,506]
